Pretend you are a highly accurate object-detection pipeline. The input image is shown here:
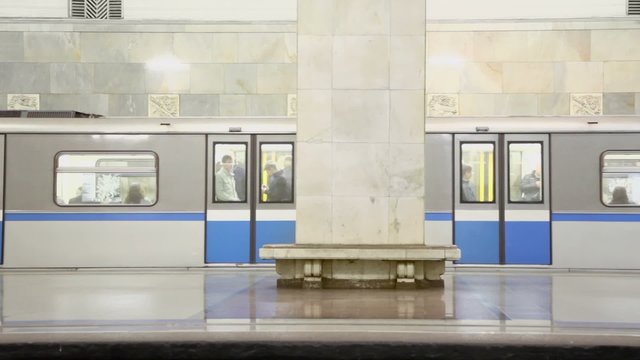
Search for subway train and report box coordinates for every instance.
[0,115,638,270]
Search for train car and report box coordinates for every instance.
[425,116,640,270]
[0,117,295,267]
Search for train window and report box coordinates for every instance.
[601,152,640,207]
[55,152,158,206]
[508,143,543,203]
[213,143,247,203]
[259,143,293,203]
[460,143,495,203]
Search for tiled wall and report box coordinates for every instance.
[0,22,297,117]
[426,22,640,117]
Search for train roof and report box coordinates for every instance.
[426,116,640,133]
[0,117,296,134]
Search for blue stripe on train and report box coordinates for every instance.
[255,221,295,264]
[206,221,250,263]
[425,212,453,221]
[505,221,550,265]
[455,221,499,264]
[552,213,640,222]
[5,212,205,221]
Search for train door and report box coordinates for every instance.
[206,135,295,263]
[0,135,4,264]
[454,134,550,265]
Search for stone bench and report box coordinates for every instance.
[260,244,461,289]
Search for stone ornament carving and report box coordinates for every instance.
[287,94,297,117]
[149,94,179,117]
[570,93,602,116]
[7,94,39,110]
[427,94,458,116]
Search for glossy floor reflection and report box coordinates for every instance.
[0,269,639,344]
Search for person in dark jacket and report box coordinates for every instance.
[521,165,541,202]
[461,164,476,202]
[261,162,291,202]
[610,186,632,205]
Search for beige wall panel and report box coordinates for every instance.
[389,144,425,197]
[333,36,390,89]
[257,64,297,94]
[390,36,425,90]
[388,197,424,245]
[333,196,389,245]
[174,33,214,63]
[298,36,332,90]
[458,94,496,115]
[427,32,474,61]
[296,196,333,244]
[495,94,538,115]
[555,62,604,93]
[332,143,390,197]
[425,63,461,93]
[297,142,333,196]
[460,62,503,93]
[211,34,239,63]
[297,90,332,142]
[334,0,390,35]
[538,93,570,115]
[80,33,129,63]
[592,30,640,61]
[390,90,425,144]
[533,31,590,62]
[473,32,531,62]
[124,0,296,21]
[190,64,224,94]
[128,33,174,64]
[219,95,246,115]
[298,0,334,35]
[24,32,80,62]
[604,62,640,93]
[332,90,389,143]
[237,33,297,64]
[503,63,554,93]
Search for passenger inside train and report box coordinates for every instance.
[215,154,240,202]
[461,164,476,202]
[124,183,150,205]
[609,186,633,205]
[262,162,291,202]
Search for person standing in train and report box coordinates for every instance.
[461,164,476,202]
[215,155,240,201]
[521,164,542,202]
[262,162,291,202]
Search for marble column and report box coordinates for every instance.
[260,0,460,288]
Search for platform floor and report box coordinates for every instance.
[0,268,638,359]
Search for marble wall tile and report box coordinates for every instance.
[128,33,174,63]
[604,62,640,93]
[0,63,50,93]
[389,144,424,197]
[334,0,389,35]
[533,31,590,62]
[637,93,640,115]
[80,33,129,63]
[473,32,530,62]
[145,66,191,93]
[333,36,389,89]
[538,93,570,115]
[40,94,78,112]
[427,32,474,62]
[603,93,635,115]
[495,94,538,116]
[458,94,496,116]
[390,36,425,90]
[592,30,640,61]
[219,95,246,116]
[108,94,148,116]
[7,94,39,110]
[503,63,554,93]
[298,36,332,89]
[555,62,603,93]
[190,64,224,94]
[332,143,389,197]
[237,33,296,64]
[427,94,458,117]
[24,32,80,62]
[390,90,424,143]
[296,196,332,244]
[296,142,333,196]
[425,63,461,93]
[211,34,239,63]
[332,90,389,143]
[460,62,502,93]
[570,93,602,116]
[94,63,146,94]
[0,94,6,109]
[390,0,425,35]
[149,94,179,117]
[224,64,257,94]
[51,63,94,94]
[332,196,389,245]
[0,32,23,62]
[298,0,334,35]
[180,94,220,116]
[174,33,213,63]
[257,64,297,94]
[388,197,424,245]
[246,94,287,115]
[298,90,332,142]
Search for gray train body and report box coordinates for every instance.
[0,117,637,270]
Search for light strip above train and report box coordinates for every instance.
[425,116,640,133]
[0,117,296,134]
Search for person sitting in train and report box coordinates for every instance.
[609,186,633,205]
[262,162,291,202]
[215,155,239,202]
[124,183,150,204]
[521,164,542,202]
[461,164,476,202]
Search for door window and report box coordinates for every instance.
[460,143,495,203]
[213,143,247,203]
[508,143,543,203]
